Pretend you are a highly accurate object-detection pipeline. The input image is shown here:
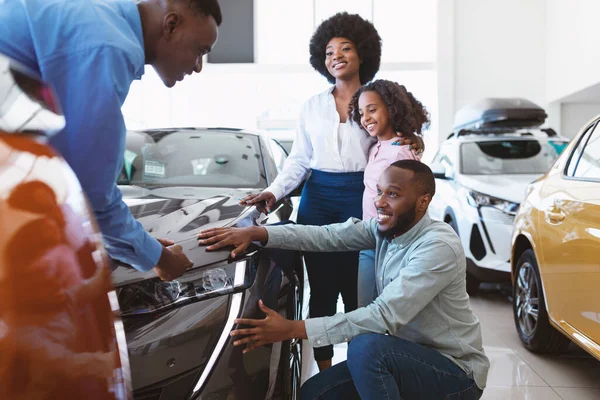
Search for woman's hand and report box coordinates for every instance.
[229,300,307,353]
[239,191,276,214]
[394,132,425,155]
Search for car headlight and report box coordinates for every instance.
[116,257,255,317]
[466,190,519,215]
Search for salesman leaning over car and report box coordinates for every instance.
[0,0,222,280]
[198,160,490,399]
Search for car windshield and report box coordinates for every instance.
[461,139,568,175]
[117,130,267,188]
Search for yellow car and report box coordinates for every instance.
[511,115,600,359]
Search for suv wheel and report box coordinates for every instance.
[466,272,481,296]
[513,249,569,352]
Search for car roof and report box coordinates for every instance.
[443,129,569,144]
[453,98,547,131]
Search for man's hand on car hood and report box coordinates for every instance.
[153,244,193,281]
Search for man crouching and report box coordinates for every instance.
[198,160,489,400]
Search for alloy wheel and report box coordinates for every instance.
[515,261,540,337]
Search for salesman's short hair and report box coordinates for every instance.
[173,0,223,25]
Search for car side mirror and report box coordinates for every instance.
[431,163,451,180]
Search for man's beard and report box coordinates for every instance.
[380,204,418,239]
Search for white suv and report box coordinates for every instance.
[429,99,569,294]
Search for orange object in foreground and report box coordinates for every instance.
[0,53,131,400]
[0,134,131,400]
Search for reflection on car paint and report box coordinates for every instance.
[118,186,257,244]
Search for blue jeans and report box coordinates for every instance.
[301,334,482,400]
[358,249,377,307]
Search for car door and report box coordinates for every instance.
[537,119,600,346]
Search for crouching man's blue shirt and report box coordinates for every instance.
[0,0,162,270]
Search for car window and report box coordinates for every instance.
[460,139,568,175]
[566,122,596,177]
[571,122,600,180]
[118,130,267,189]
[269,139,288,172]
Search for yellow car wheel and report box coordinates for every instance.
[512,249,569,353]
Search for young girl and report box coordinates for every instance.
[349,79,430,307]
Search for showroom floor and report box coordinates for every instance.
[300,284,600,400]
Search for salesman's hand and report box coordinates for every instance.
[239,191,276,214]
[154,244,193,281]
[157,238,175,246]
[230,300,306,354]
[198,227,266,258]
[394,132,424,155]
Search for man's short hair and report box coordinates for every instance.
[175,0,222,25]
[389,160,436,198]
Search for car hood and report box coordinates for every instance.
[458,174,540,204]
[118,185,262,243]
[112,185,265,286]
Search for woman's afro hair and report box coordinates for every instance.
[309,12,382,84]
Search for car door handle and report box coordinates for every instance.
[545,209,565,223]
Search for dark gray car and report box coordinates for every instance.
[112,128,303,400]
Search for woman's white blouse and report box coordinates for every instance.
[266,86,374,200]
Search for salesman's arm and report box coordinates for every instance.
[43,45,190,278]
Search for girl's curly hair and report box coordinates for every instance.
[309,12,381,84]
[348,80,431,136]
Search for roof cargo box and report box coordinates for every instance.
[453,98,547,132]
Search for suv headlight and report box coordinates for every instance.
[466,190,519,215]
[116,256,256,317]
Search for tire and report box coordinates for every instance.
[445,216,480,296]
[512,249,570,353]
[465,273,481,296]
[274,273,302,400]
